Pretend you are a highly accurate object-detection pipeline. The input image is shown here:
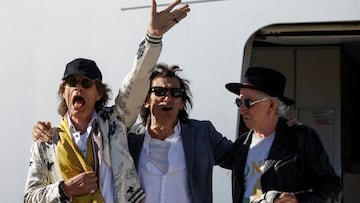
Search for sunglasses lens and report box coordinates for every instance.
[64,77,94,88]
[235,98,242,107]
[81,79,94,88]
[65,77,78,87]
[244,98,253,108]
[235,98,253,108]
[152,87,167,96]
[170,88,183,98]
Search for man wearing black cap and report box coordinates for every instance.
[24,1,190,203]
[225,67,342,203]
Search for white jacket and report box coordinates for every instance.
[24,33,162,203]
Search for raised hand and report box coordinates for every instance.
[148,0,190,36]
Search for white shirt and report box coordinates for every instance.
[67,112,115,203]
[138,121,191,203]
[244,132,275,202]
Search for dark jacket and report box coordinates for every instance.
[128,119,233,203]
[231,117,342,203]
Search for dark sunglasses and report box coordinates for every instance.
[64,76,96,88]
[150,87,184,98]
[235,97,269,108]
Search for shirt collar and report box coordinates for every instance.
[66,111,98,135]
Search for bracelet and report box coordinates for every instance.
[59,180,70,201]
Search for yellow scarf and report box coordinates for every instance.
[56,119,105,203]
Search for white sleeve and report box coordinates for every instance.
[114,32,162,128]
[24,143,67,203]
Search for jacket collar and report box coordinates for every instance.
[179,121,195,179]
[263,117,298,173]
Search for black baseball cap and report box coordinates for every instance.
[62,58,102,81]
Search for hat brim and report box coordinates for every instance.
[225,82,295,106]
[62,74,97,81]
[278,96,295,106]
[225,82,266,95]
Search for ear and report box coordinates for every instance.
[144,97,150,108]
[268,98,277,115]
[96,89,104,101]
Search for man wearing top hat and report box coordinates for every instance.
[24,1,190,202]
[225,67,342,203]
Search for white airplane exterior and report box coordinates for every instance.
[1,0,359,202]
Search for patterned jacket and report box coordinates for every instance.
[24,33,162,203]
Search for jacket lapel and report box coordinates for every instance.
[128,133,145,170]
[180,122,195,180]
[96,118,112,168]
[234,131,252,180]
[263,118,296,173]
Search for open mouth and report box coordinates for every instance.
[72,95,86,108]
[161,106,173,111]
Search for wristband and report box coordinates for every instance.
[59,180,70,201]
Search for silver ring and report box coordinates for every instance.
[89,189,95,194]
[173,18,178,23]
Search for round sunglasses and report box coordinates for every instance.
[235,97,269,108]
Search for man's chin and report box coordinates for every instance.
[67,108,84,115]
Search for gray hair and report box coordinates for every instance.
[273,97,289,117]
[256,91,288,117]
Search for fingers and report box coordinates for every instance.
[35,121,51,133]
[65,171,98,196]
[43,121,52,129]
[151,0,157,15]
[165,0,182,12]
[169,3,189,23]
[174,2,190,13]
[148,0,190,36]
[173,11,188,24]
[32,121,53,144]
[80,171,98,195]
[275,192,298,203]
[170,2,190,17]
[84,172,98,194]
[83,171,97,178]
[89,188,96,194]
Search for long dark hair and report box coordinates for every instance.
[139,63,193,125]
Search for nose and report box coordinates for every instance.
[239,105,249,115]
[75,81,83,89]
[163,91,173,101]
[72,80,85,90]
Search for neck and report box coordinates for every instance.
[148,118,177,140]
[68,113,92,134]
[253,117,279,138]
